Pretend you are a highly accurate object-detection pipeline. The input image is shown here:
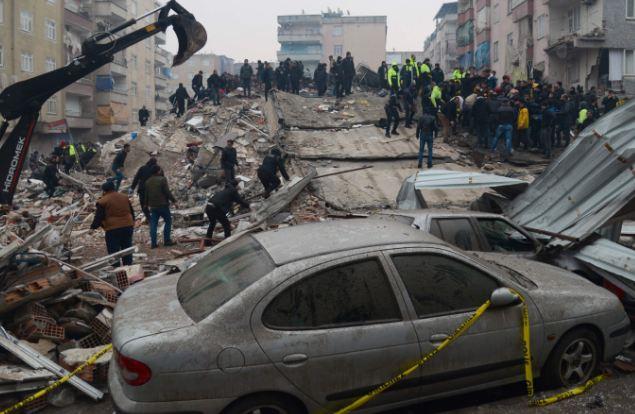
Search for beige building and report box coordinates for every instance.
[277,11,387,75]
[423,2,459,74]
[0,0,66,147]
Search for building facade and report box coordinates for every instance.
[423,2,459,74]
[277,11,387,75]
[167,52,236,94]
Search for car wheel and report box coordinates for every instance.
[223,395,306,414]
[542,328,600,388]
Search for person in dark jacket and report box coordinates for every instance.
[220,140,238,183]
[205,181,250,245]
[262,62,274,101]
[402,85,416,128]
[138,106,150,126]
[602,90,618,114]
[111,144,130,191]
[400,59,414,89]
[416,111,438,169]
[275,64,286,92]
[256,60,264,87]
[192,71,204,99]
[289,61,301,95]
[342,52,355,95]
[314,63,328,97]
[491,100,516,161]
[431,63,444,85]
[378,61,388,89]
[130,155,157,223]
[472,94,490,148]
[555,95,573,147]
[207,70,221,105]
[332,57,344,98]
[29,151,40,172]
[240,59,254,97]
[144,166,177,248]
[174,83,190,117]
[384,93,402,138]
[90,181,135,266]
[258,148,290,198]
[43,156,59,198]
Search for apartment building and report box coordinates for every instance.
[456,0,476,69]
[423,2,459,74]
[0,0,66,145]
[168,52,236,94]
[277,10,387,75]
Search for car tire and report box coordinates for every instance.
[542,328,600,389]
[223,394,306,414]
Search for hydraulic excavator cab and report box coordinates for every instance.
[171,14,207,66]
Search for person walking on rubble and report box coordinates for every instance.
[90,181,135,266]
[144,165,177,249]
[263,62,274,101]
[111,143,130,191]
[204,180,250,246]
[342,51,355,95]
[130,154,158,223]
[384,93,402,138]
[207,70,222,106]
[257,148,290,198]
[138,105,150,127]
[491,99,515,161]
[240,59,254,97]
[174,83,190,117]
[221,139,238,184]
[192,70,204,100]
[416,109,439,169]
[43,156,60,198]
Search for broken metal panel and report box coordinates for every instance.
[506,99,635,247]
[414,169,528,189]
[622,221,635,236]
[574,239,635,287]
[396,174,427,210]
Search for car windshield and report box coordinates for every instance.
[177,236,275,322]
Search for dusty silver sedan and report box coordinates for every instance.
[109,220,629,414]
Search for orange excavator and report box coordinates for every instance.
[0,0,206,205]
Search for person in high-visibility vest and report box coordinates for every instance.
[430,82,443,109]
[420,58,432,89]
[63,143,78,174]
[387,62,400,95]
[577,103,593,132]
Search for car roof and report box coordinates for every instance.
[379,209,506,220]
[253,219,444,266]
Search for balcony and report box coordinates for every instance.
[458,8,474,25]
[155,74,167,90]
[512,0,533,22]
[64,8,94,32]
[277,50,323,62]
[278,31,322,43]
[94,0,127,26]
[110,57,128,76]
[96,89,128,106]
[66,116,94,130]
[66,81,94,97]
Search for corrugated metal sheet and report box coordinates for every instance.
[574,239,635,282]
[506,99,635,248]
[414,169,527,189]
[622,221,635,236]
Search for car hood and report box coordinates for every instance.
[112,273,194,349]
[473,253,624,321]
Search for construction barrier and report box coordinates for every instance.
[0,344,112,414]
[334,292,606,414]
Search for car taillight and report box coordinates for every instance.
[115,349,152,386]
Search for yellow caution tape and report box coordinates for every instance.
[334,300,491,414]
[0,344,113,414]
[333,290,606,413]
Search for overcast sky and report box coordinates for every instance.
[163,0,448,61]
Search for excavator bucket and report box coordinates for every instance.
[171,14,207,66]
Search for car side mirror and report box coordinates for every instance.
[490,288,520,308]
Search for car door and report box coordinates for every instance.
[383,247,544,398]
[474,217,539,256]
[428,217,485,251]
[251,253,422,411]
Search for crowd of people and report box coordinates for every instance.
[376,55,627,165]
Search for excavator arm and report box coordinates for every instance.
[0,0,206,205]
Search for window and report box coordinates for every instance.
[20,10,33,32]
[45,57,56,72]
[334,44,343,57]
[263,259,401,330]
[493,3,500,23]
[431,218,481,251]
[130,81,137,96]
[629,0,635,19]
[145,60,152,75]
[536,14,546,39]
[177,236,276,322]
[21,53,33,72]
[568,6,581,33]
[130,54,138,69]
[332,25,343,36]
[493,41,499,62]
[46,96,57,114]
[507,0,512,14]
[45,19,56,40]
[626,50,635,75]
[392,254,499,318]
[476,219,535,252]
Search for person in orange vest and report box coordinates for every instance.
[516,100,530,150]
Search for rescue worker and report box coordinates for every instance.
[43,156,59,198]
[342,52,355,95]
[63,143,78,174]
[111,143,130,191]
[78,142,97,170]
[220,139,238,184]
[419,58,432,90]
[207,70,222,105]
[387,62,400,95]
[377,61,388,90]
[205,181,250,245]
[384,93,402,138]
[402,85,416,129]
[577,102,592,132]
[240,59,253,97]
[174,83,190,117]
[90,181,135,266]
[430,81,443,110]
[192,70,204,100]
[138,105,150,126]
[416,109,438,169]
[144,165,177,249]
[431,63,444,85]
[517,100,530,150]
[130,155,158,223]
[400,59,414,89]
[257,148,290,198]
